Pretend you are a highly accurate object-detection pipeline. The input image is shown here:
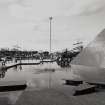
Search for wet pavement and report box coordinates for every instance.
[0,62,105,105]
[0,62,75,104]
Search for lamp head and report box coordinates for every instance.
[49,17,53,20]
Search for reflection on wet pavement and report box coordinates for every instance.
[0,91,23,105]
[0,62,74,104]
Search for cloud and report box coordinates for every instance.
[8,0,72,21]
[0,0,105,19]
[0,0,105,50]
[7,0,105,22]
[66,0,105,16]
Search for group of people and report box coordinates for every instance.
[56,55,71,68]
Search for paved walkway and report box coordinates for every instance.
[15,87,105,105]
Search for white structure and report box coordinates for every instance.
[71,29,105,82]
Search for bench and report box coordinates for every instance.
[0,81,27,92]
[62,79,83,86]
[86,82,105,89]
[73,84,96,96]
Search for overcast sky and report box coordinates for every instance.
[0,0,105,51]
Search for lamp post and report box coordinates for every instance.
[49,17,53,54]
[48,17,53,89]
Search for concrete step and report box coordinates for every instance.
[73,83,96,96]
